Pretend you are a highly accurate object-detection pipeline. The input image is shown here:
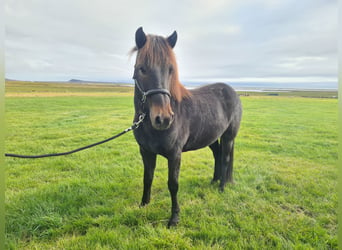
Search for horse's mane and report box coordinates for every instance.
[130,35,191,103]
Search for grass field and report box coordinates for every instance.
[5,81,338,249]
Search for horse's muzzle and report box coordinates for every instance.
[150,104,174,130]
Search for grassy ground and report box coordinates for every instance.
[5,82,338,249]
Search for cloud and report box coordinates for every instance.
[5,0,338,87]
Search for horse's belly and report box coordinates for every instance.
[182,139,216,152]
[182,125,225,152]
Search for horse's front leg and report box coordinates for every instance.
[167,154,181,227]
[140,147,157,207]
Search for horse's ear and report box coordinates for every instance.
[135,27,147,49]
[167,31,177,48]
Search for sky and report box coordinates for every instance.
[5,0,338,88]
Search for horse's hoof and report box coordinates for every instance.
[167,213,179,228]
[167,219,179,228]
[219,186,225,192]
[139,201,149,208]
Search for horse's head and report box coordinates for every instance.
[132,27,189,130]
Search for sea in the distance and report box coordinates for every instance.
[182,81,338,91]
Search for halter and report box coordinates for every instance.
[134,79,171,103]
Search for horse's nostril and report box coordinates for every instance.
[153,114,173,129]
[155,116,162,125]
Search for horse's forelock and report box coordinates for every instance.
[133,35,191,102]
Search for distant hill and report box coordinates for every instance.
[68,79,87,83]
[67,79,133,85]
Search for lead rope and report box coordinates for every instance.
[5,113,146,159]
[6,78,169,159]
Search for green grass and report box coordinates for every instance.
[5,83,338,249]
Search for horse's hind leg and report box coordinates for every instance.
[219,134,235,192]
[226,141,234,183]
[209,140,221,183]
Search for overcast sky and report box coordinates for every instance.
[5,0,338,88]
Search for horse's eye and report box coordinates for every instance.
[169,66,173,75]
[139,67,146,74]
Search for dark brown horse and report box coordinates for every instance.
[131,27,242,227]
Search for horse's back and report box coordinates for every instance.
[189,82,241,118]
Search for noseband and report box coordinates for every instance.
[134,79,171,103]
